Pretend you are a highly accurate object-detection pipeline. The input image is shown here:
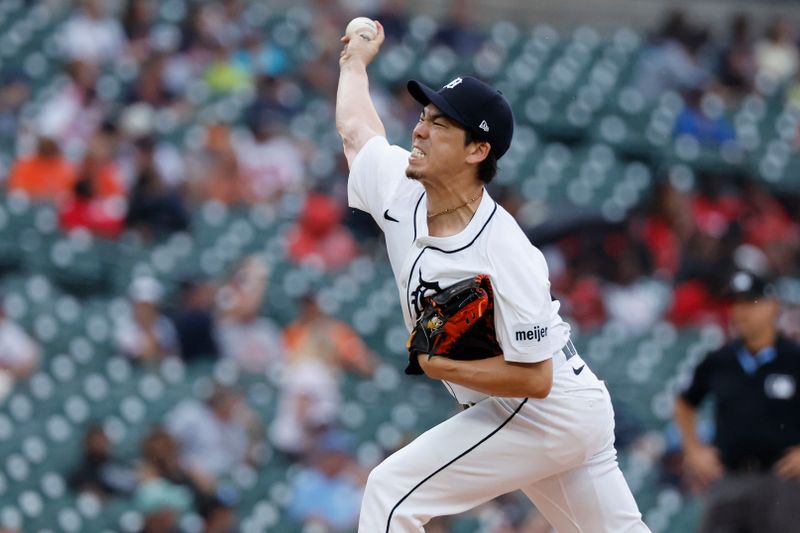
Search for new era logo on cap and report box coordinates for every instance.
[479,120,489,132]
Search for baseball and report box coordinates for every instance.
[345,16,377,41]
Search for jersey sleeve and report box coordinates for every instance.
[680,353,714,407]
[488,225,567,364]
[347,136,410,221]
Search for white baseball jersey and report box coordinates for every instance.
[349,136,650,533]
[349,136,570,404]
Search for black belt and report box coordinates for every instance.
[727,456,777,474]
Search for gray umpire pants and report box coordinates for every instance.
[699,472,800,533]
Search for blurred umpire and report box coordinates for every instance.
[674,270,800,532]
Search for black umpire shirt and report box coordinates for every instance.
[681,335,800,472]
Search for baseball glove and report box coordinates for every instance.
[405,274,502,375]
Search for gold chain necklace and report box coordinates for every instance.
[427,190,483,219]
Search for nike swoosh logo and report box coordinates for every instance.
[383,209,399,222]
[573,365,585,375]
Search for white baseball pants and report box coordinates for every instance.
[358,357,651,532]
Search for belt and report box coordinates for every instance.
[460,340,578,409]
[727,456,777,474]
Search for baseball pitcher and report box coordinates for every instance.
[336,20,650,533]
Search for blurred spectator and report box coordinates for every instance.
[287,430,365,532]
[738,181,800,277]
[58,170,125,238]
[205,42,251,94]
[666,179,744,326]
[139,427,216,497]
[270,354,341,458]
[716,13,756,96]
[62,0,127,65]
[116,114,186,188]
[68,424,137,499]
[788,74,800,112]
[668,229,734,327]
[285,291,376,376]
[369,0,409,43]
[122,0,155,60]
[125,138,190,239]
[172,275,220,362]
[134,426,239,533]
[640,182,695,279]
[134,478,192,533]
[674,271,800,532]
[127,54,180,111]
[432,0,485,55]
[247,75,296,120]
[286,192,359,271]
[58,133,126,237]
[6,137,76,202]
[235,107,307,203]
[602,242,670,334]
[115,277,180,363]
[0,71,30,144]
[165,386,261,481]
[36,60,103,153]
[231,35,289,79]
[198,495,237,533]
[0,294,40,400]
[216,256,284,372]
[560,275,606,330]
[271,293,375,456]
[673,87,736,146]
[382,81,429,141]
[634,11,711,102]
[76,134,126,199]
[178,5,217,57]
[203,0,251,50]
[754,20,798,85]
[187,123,247,205]
[245,75,302,127]
[302,5,346,98]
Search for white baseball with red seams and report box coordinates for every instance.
[348,135,651,532]
[345,17,377,41]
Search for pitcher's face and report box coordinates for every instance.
[406,105,470,183]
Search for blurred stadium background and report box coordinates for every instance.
[0,0,798,532]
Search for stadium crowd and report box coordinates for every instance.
[0,0,799,531]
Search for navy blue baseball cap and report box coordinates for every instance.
[407,76,514,159]
[726,270,776,302]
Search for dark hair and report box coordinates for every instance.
[463,129,498,184]
[74,178,95,200]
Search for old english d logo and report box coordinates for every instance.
[411,270,442,316]
[443,77,463,90]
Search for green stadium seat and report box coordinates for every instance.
[116,508,144,533]
[0,504,23,532]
